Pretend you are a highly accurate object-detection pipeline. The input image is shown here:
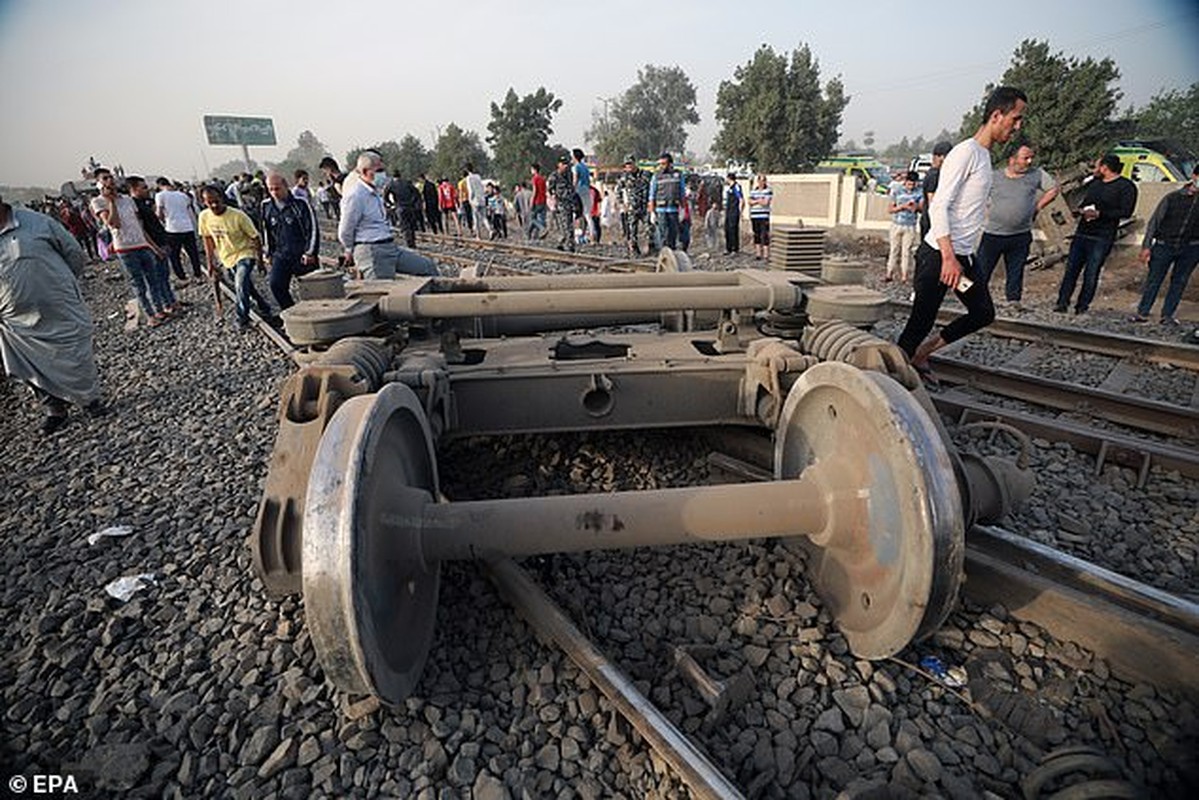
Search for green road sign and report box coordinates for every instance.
[203,115,277,146]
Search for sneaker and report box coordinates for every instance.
[1161,317,1180,327]
[1129,314,1149,323]
[40,414,69,436]
[1053,305,1067,313]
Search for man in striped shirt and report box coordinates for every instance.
[748,174,773,261]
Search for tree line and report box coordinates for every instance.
[239,39,1194,189]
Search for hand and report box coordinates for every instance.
[342,252,355,268]
[938,254,962,288]
[301,254,315,267]
[1081,208,1100,222]
[1138,248,1151,265]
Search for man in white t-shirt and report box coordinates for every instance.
[155,177,203,281]
[896,86,1027,381]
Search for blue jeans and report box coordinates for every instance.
[232,257,273,325]
[1056,234,1113,313]
[528,204,547,239]
[118,247,170,317]
[1137,241,1199,319]
[977,231,1032,302]
[655,210,680,250]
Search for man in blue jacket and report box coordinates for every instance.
[261,172,319,310]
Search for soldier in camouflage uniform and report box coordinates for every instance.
[617,155,651,255]
[547,156,577,252]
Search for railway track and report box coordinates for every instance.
[415,230,652,272]
[879,303,1199,441]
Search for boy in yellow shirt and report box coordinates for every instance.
[198,186,276,328]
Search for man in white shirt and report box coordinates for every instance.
[896,86,1027,380]
[155,177,203,281]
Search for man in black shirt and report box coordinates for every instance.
[1132,164,1198,325]
[1054,153,1138,314]
[128,176,182,313]
[919,141,952,239]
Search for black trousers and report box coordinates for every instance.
[725,217,740,253]
[166,231,203,278]
[897,242,995,358]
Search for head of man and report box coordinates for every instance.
[355,151,384,186]
[658,152,673,172]
[94,167,116,196]
[982,86,1027,144]
[318,156,340,178]
[530,162,541,176]
[464,162,475,175]
[903,171,919,191]
[1007,143,1035,174]
[755,174,768,189]
[726,172,737,185]
[1096,153,1123,181]
[126,176,150,199]
[156,177,173,190]
[623,155,637,174]
[572,148,585,164]
[932,141,952,168]
[294,169,309,187]
[556,156,569,173]
[200,186,227,214]
[266,172,290,203]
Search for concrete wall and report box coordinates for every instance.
[750,172,1183,245]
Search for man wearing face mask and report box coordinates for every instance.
[338,152,437,280]
[338,151,401,279]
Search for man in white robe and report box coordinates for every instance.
[0,195,107,434]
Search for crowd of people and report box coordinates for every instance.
[4,104,1196,435]
[889,85,1196,385]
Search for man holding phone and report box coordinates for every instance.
[897,86,1027,380]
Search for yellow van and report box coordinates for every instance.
[1110,146,1186,184]
[815,156,892,193]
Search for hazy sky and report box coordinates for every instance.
[2,0,1196,187]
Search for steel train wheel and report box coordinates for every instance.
[774,362,965,657]
[302,383,441,704]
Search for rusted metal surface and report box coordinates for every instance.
[705,443,1199,699]
[774,364,966,655]
[299,366,965,702]
[929,355,1199,439]
[486,559,746,800]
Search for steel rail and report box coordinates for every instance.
[486,559,746,800]
[245,291,748,798]
[930,391,1199,484]
[417,230,651,271]
[888,300,1199,370]
[704,443,1199,700]
[928,356,1199,439]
